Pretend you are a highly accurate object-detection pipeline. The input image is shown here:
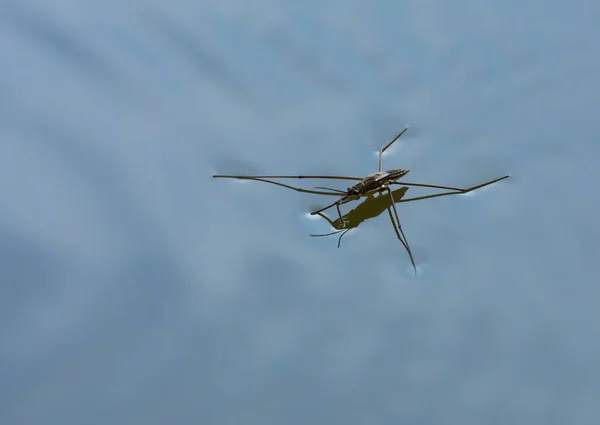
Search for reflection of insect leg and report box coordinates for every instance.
[310,224,351,248]
[310,229,350,248]
[311,229,343,237]
[310,210,353,248]
[385,186,417,275]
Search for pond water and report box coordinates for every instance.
[2,1,600,424]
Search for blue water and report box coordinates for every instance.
[2,1,600,424]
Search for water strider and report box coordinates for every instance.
[213,128,509,275]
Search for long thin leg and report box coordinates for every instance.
[392,175,509,192]
[213,174,362,181]
[386,185,417,275]
[216,177,343,197]
[397,183,496,204]
[395,175,510,204]
[314,186,347,194]
[379,127,408,172]
[391,181,467,191]
[386,207,411,255]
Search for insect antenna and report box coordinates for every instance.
[379,127,408,172]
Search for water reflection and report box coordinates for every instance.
[311,186,409,246]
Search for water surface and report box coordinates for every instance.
[1,1,600,424]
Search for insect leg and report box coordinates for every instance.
[313,186,347,194]
[386,207,411,254]
[392,175,509,192]
[335,203,347,227]
[217,177,343,196]
[213,174,363,181]
[386,186,417,275]
[397,175,510,204]
[311,199,340,215]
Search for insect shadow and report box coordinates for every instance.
[310,186,410,248]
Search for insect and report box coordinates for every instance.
[213,128,509,275]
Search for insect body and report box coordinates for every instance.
[350,169,410,197]
[312,169,411,224]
